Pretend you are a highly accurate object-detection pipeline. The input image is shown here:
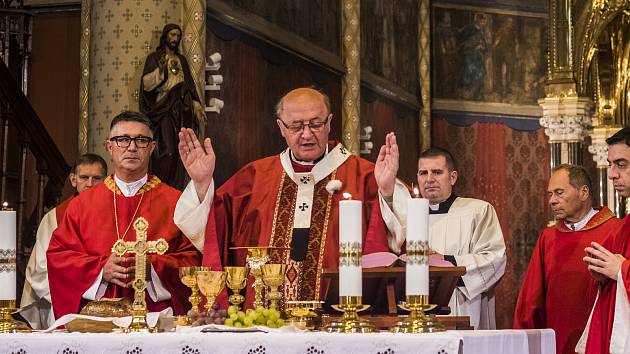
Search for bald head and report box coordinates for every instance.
[275,88,331,118]
[275,87,333,162]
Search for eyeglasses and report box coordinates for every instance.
[109,135,153,148]
[278,115,331,134]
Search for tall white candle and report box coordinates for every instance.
[338,198,362,297]
[0,208,16,301]
[406,198,429,296]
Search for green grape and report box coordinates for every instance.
[262,309,270,317]
[248,312,259,321]
[234,322,243,328]
[255,307,264,314]
[229,313,238,321]
[237,311,246,321]
[276,318,285,327]
[224,318,233,326]
[268,311,279,321]
[266,319,275,327]
[243,317,253,326]
[227,306,238,315]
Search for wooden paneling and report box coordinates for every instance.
[206,17,342,186]
[29,10,80,196]
[227,0,340,55]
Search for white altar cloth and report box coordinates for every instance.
[0,329,554,354]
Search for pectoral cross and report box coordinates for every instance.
[111,217,168,331]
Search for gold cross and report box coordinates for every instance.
[111,217,168,331]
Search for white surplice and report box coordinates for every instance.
[20,208,57,329]
[428,197,506,330]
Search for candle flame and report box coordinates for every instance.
[342,192,352,199]
[413,187,420,197]
[2,202,7,208]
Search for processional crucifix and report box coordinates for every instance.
[111,217,168,332]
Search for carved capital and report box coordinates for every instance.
[539,114,590,142]
[588,126,622,168]
[538,96,592,142]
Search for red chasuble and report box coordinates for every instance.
[55,196,74,225]
[47,176,201,319]
[584,215,630,354]
[513,207,622,354]
[202,142,390,305]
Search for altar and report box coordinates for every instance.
[0,329,555,354]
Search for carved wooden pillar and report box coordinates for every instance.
[418,0,431,152]
[182,0,206,107]
[341,0,360,154]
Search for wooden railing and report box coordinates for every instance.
[0,49,69,293]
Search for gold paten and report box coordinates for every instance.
[285,300,323,331]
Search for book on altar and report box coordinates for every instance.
[361,252,455,268]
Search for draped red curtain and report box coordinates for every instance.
[432,118,550,329]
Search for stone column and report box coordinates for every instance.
[588,125,623,213]
[82,0,181,162]
[538,96,592,168]
[341,0,360,154]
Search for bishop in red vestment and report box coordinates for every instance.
[577,131,630,354]
[175,88,409,305]
[47,112,201,319]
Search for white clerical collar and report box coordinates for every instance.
[114,174,148,197]
[289,145,329,166]
[564,208,597,231]
[429,203,439,211]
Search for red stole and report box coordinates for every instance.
[47,176,201,319]
[513,207,621,354]
[202,144,389,306]
[585,214,630,354]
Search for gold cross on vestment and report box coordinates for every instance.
[111,217,168,332]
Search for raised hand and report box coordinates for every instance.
[584,241,626,281]
[374,132,399,197]
[178,128,215,201]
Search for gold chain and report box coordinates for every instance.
[113,186,146,241]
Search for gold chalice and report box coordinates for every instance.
[196,270,226,311]
[225,266,249,311]
[261,263,287,310]
[179,266,210,314]
[244,247,270,308]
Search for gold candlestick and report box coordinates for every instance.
[261,264,286,310]
[0,300,30,333]
[180,266,210,314]
[196,271,226,311]
[389,295,445,333]
[324,296,375,333]
[225,266,249,311]
[244,247,270,308]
